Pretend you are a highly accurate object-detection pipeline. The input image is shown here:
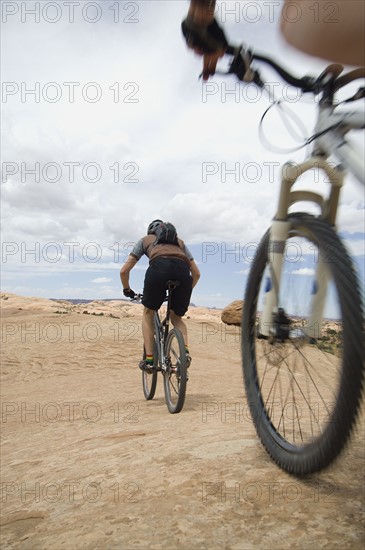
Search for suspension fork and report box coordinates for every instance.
[259,157,345,338]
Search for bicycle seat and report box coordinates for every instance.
[166,280,180,291]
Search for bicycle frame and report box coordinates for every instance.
[260,99,365,337]
[222,45,365,474]
[153,310,169,371]
[153,281,177,371]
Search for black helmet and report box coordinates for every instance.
[147,219,163,235]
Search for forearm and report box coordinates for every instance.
[120,269,130,289]
[187,0,216,24]
[120,255,137,289]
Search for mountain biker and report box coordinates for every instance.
[120,219,200,371]
[182,0,364,81]
[274,307,291,342]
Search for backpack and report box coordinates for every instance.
[154,222,179,246]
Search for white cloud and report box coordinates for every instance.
[92,277,112,284]
[291,267,316,276]
[2,1,363,306]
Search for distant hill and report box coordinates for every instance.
[51,298,128,304]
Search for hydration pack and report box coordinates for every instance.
[154,222,179,246]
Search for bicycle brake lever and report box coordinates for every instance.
[228,45,265,87]
[226,46,248,78]
[198,44,259,83]
[310,63,345,95]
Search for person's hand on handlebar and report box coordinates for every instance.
[123,288,136,299]
[181,1,228,81]
[183,0,364,75]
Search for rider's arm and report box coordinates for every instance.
[189,259,201,288]
[184,0,364,75]
[187,0,215,25]
[120,254,138,291]
[180,241,200,288]
[183,0,226,81]
[280,0,364,66]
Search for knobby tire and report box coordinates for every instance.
[163,328,187,414]
[242,213,364,475]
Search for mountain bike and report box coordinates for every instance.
[137,280,188,414]
[217,45,364,474]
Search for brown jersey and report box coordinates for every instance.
[140,235,192,266]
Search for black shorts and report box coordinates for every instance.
[142,257,192,316]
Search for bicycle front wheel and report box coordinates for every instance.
[142,342,158,400]
[242,213,364,475]
[163,328,187,414]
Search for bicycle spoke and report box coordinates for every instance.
[163,328,187,414]
[243,214,364,474]
[141,341,158,400]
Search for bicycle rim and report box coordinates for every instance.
[163,328,187,414]
[242,213,364,475]
[142,342,158,400]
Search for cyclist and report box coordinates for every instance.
[274,307,291,343]
[120,219,200,371]
[182,0,364,80]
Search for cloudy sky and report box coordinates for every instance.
[1,0,364,308]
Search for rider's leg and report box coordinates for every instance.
[170,310,191,372]
[142,307,155,356]
[170,310,188,347]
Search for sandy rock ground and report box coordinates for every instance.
[1,293,364,549]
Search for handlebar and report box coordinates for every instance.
[223,44,365,101]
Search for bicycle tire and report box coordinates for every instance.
[163,328,187,414]
[242,213,364,475]
[142,342,158,400]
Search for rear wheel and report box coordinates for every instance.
[142,342,158,400]
[163,328,187,414]
[242,214,364,475]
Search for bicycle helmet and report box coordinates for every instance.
[147,219,163,235]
